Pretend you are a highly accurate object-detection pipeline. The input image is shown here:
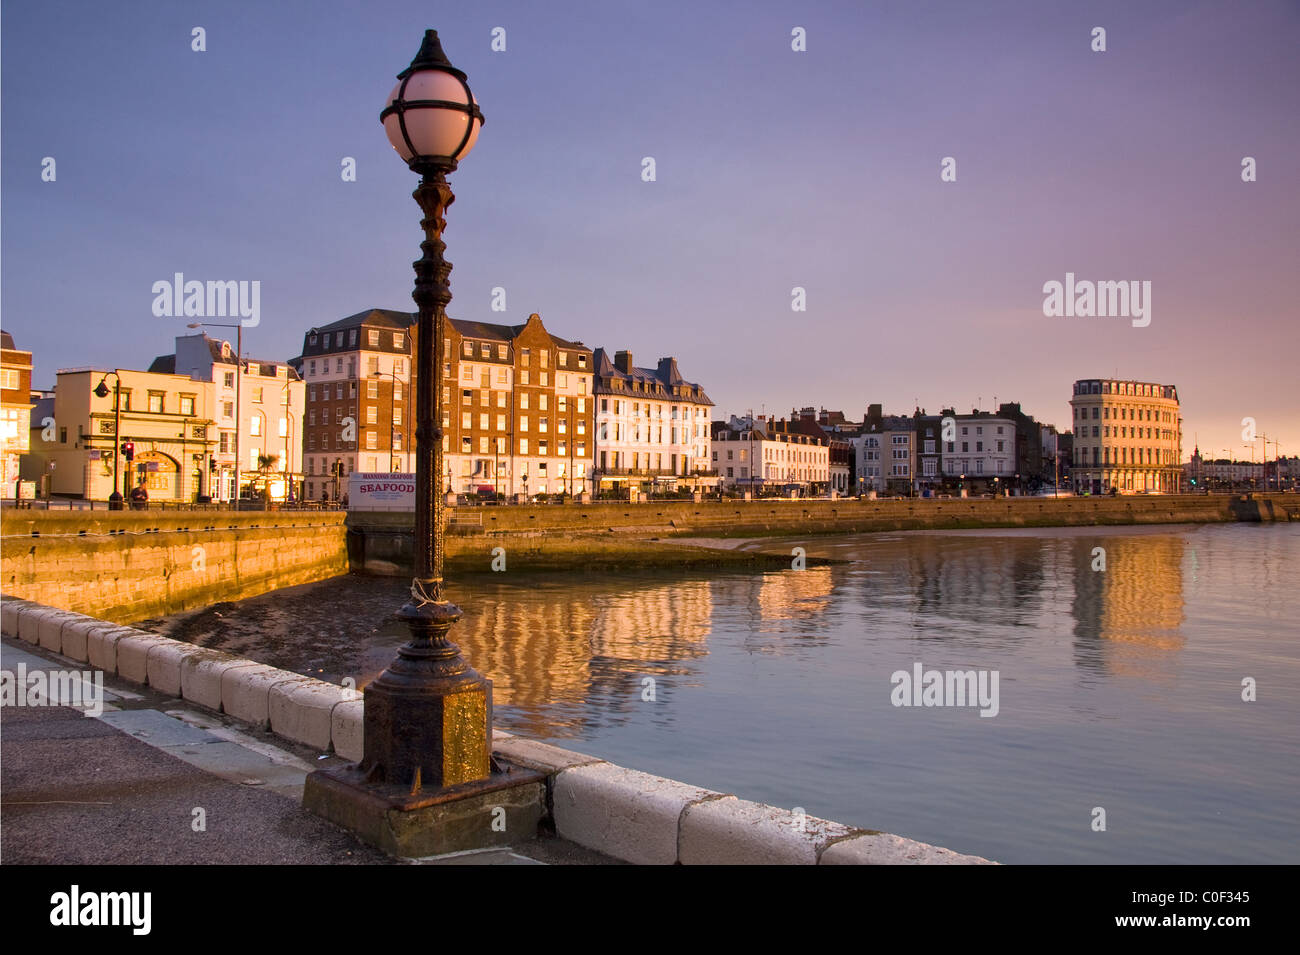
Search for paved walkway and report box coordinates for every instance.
[1,637,612,865]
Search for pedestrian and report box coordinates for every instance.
[129,482,149,510]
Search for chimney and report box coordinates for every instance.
[656,356,679,382]
[615,350,633,374]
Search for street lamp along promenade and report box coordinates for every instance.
[305,31,540,856]
[93,373,127,508]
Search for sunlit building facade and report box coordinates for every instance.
[1070,378,1182,494]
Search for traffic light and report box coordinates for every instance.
[122,441,135,462]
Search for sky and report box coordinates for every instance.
[2,0,1297,461]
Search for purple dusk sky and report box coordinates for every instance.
[2,0,1297,459]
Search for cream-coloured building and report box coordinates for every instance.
[151,333,305,502]
[1,331,34,498]
[34,368,218,502]
[592,349,714,494]
[1069,378,1182,494]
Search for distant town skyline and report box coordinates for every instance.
[2,0,1296,458]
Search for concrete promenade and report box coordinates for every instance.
[1,637,610,865]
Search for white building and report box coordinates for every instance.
[150,333,305,501]
[592,350,714,494]
[940,412,1018,492]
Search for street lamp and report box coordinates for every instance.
[93,372,126,508]
[305,33,535,857]
[368,29,488,789]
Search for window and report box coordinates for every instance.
[147,392,165,413]
[394,381,402,400]
[367,380,379,399]
[480,413,489,429]
[463,365,474,381]
[366,406,377,425]
[393,409,401,426]
[366,432,377,450]
[462,389,472,405]
[251,416,262,436]
[462,412,472,428]
[368,329,380,347]
[481,343,490,358]
[520,439,528,455]
[520,393,529,410]
[497,414,506,430]
[180,395,195,416]
[520,348,530,367]
[520,415,529,432]
[308,361,316,376]
[223,371,235,388]
[279,418,288,438]
[223,401,234,419]
[309,410,316,426]
[393,333,404,349]
[336,358,343,373]
[521,370,530,385]
[393,359,404,375]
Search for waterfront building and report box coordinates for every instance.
[150,334,304,501]
[938,408,1020,494]
[1069,378,1182,494]
[297,309,413,502]
[860,404,917,495]
[298,309,594,501]
[713,413,829,494]
[913,410,945,496]
[764,415,831,493]
[797,407,854,495]
[32,367,218,501]
[1,331,34,498]
[445,313,593,498]
[591,350,714,495]
[711,416,768,490]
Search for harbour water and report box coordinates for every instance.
[153,522,1300,864]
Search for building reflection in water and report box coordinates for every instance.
[1071,534,1186,679]
[440,577,714,738]
[707,567,836,656]
[873,536,1048,642]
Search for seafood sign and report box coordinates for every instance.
[349,473,415,510]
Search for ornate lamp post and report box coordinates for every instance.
[357,29,489,792]
[306,29,545,858]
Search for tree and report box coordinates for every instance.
[254,453,280,500]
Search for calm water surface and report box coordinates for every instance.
[155,522,1300,864]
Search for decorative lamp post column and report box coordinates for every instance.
[306,30,547,858]
[360,29,489,792]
